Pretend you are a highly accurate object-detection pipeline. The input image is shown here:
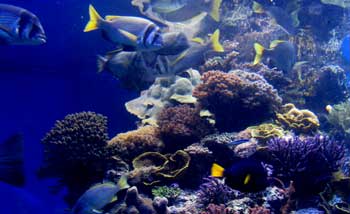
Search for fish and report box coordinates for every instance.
[253,40,296,73]
[169,29,224,74]
[0,4,46,45]
[84,4,164,51]
[132,0,223,22]
[72,175,130,214]
[227,139,250,147]
[253,1,298,35]
[211,159,268,192]
[155,31,189,55]
[321,0,350,8]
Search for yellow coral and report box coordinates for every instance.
[276,103,319,134]
[247,123,285,143]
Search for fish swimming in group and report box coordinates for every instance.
[253,40,296,73]
[0,4,46,45]
[169,29,224,74]
[71,175,129,214]
[132,0,223,22]
[211,159,269,192]
[253,1,299,35]
[84,4,164,51]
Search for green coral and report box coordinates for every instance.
[327,101,350,138]
[152,185,182,204]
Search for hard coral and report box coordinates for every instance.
[267,135,345,196]
[193,70,281,131]
[107,126,164,162]
[276,103,320,134]
[245,123,286,144]
[157,105,214,151]
[201,204,233,214]
[39,112,111,205]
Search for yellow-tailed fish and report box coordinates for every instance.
[84,4,164,51]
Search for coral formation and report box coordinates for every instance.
[107,125,164,162]
[276,103,320,134]
[327,101,350,140]
[201,204,233,214]
[244,123,286,144]
[152,185,182,204]
[193,70,282,131]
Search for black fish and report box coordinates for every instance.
[0,4,46,45]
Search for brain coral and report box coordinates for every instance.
[193,70,282,131]
[107,125,164,162]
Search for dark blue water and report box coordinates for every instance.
[0,0,139,212]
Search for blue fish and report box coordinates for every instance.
[227,139,250,147]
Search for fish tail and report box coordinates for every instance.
[211,163,225,177]
[252,1,264,14]
[117,174,130,190]
[211,29,224,52]
[97,55,108,73]
[210,0,222,22]
[253,43,265,65]
[84,4,103,32]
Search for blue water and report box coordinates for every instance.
[0,0,138,211]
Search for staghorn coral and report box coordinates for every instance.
[267,135,345,196]
[39,111,112,205]
[276,103,320,134]
[193,70,281,131]
[107,125,164,162]
[157,105,215,151]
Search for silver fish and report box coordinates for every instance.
[84,4,163,51]
[0,4,46,45]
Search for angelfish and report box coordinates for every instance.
[0,4,46,45]
[84,4,164,51]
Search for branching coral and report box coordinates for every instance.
[39,112,111,205]
[157,104,215,150]
[267,135,345,196]
[276,103,320,134]
[193,70,281,131]
[107,125,164,162]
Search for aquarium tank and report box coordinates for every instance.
[2,0,350,213]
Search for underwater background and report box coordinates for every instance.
[2,0,350,213]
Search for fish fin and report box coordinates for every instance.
[253,43,265,65]
[191,37,205,45]
[106,47,124,56]
[269,40,285,49]
[97,55,108,73]
[105,15,120,21]
[210,0,222,22]
[210,29,224,52]
[118,29,138,42]
[170,49,190,66]
[211,163,225,177]
[244,174,251,185]
[84,4,103,32]
[252,1,264,14]
[117,174,130,190]
[92,209,103,214]
[0,134,24,186]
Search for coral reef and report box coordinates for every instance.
[39,112,111,205]
[152,185,182,205]
[193,70,282,131]
[243,123,286,144]
[201,204,233,214]
[276,103,320,134]
[157,105,215,151]
[107,125,164,162]
[125,69,201,125]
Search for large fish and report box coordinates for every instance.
[0,4,46,45]
[84,4,164,51]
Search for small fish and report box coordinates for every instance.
[155,31,189,55]
[0,4,46,45]
[227,139,250,147]
[321,0,350,8]
[253,1,298,35]
[169,29,224,74]
[84,4,164,51]
[253,40,296,73]
[72,175,129,214]
[211,159,268,192]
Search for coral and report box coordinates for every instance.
[157,105,215,150]
[327,101,350,140]
[114,186,170,214]
[249,206,271,214]
[107,126,164,162]
[39,112,111,205]
[201,204,233,214]
[276,103,320,134]
[245,123,286,144]
[128,150,191,186]
[193,70,282,131]
[266,135,345,196]
[125,69,201,126]
[233,140,258,158]
[197,177,240,207]
[152,185,182,204]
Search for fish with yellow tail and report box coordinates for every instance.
[211,159,268,192]
[169,29,224,74]
[84,4,164,51]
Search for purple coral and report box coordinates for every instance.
[267,135,345,196]
[193,70,281,131]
